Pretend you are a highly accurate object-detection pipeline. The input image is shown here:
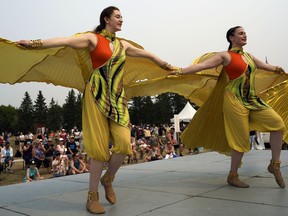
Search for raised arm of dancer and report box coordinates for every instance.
[16,33,97,50]
[251,55,286,74]
[169,51,229,75]
[121,40,174,70]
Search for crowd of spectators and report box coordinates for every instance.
[128,123,189,163]
[0,127,89,181]
[0,123,203,182]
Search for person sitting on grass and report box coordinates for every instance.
[145,144,162,162]
[52,151,67,177]
[164,141,177,159]
[67,153,89,175]
[1,141,15,173]
[23,160,44,182]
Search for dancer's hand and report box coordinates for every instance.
[275,66,286,75]
[161,61,177,71]
[168,68,184,76]
[15,40,30,48]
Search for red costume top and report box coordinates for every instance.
[224,51,247,80]
[90,34,112,69]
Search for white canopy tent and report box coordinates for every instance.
[177,102,197,122]
[173,102,196,132]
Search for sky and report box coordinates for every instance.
[1,0,287,108]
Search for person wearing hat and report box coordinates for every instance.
[22,140,33,170]
[66,136,79,156]
[23,160,44,182]
[1,141,14,173]
[44,137,55,174]
[59,129,67,143]
[52,151,67,177]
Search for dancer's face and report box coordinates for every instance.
[105,10,123,33]
[230,27,247,47]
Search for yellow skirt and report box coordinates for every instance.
[180,70,286,155]
[82,84,132,162]
[223,91,285,152]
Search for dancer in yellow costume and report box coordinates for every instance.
[0,6,174,214]
[170,26,286,188]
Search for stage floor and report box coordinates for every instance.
[1,150,288,216]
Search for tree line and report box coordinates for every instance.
[0,89,197,134]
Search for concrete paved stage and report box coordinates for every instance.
[0,150,287,216]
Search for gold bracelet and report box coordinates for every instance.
[29,39,43,48]
[275,66,285,74]
[175,68,184,75]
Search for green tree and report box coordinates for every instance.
[46,98,63,131]
[62,89,77,130]
[141,96,156,124]
[18,91,34,133]
[34,90,48,125]
[129,96,145,125]
[0,105,18,133]
[154,93,174,124]
[169,93,187,114]
[129,94,185,125]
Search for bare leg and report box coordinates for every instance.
[107,153,126,176]
[9,160,13,168]
[230,150,244,173]
[268,131,285,188]
[270,131,283,161]
[87,158,105,214]
[99,153,126,205]
[89,159,104,192]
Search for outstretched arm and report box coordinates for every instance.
[251,55,286,74]
[120,40,174,70]
[170,52,228,75]
[17,33,97,50]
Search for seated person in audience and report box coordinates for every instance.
[32,139,50,170]
[52,151,67,177]
[44,137,55,174]
[146,144,162,162]
[67,153,89,175]
[138,138,149,160]
[23,160,44,182]
[56,138,69,168]
[165,141,177,159]
[22,140,33,170]
[0,142,4,172]
[1,141,15,173]
[158,132,168,157]
[127,137,137,164]
[56,138,66,155]
[66,136,79,156]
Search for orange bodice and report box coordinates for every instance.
[90,34,113,69]
[224,51,247,80]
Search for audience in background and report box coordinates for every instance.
[1,141,15,173]
[23,160,44,182]
[52,151,67,177]
[67,153,89,175]
[22,140,33,170]
[1,124,211,182]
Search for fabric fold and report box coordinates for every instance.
[1,35,287,153]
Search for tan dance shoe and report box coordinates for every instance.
[100,171,116,204]
[268,159,285,188]
[86,191,105,214]
[227,171,249,188]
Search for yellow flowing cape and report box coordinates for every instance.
[1,35,287,154]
